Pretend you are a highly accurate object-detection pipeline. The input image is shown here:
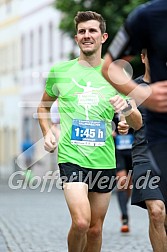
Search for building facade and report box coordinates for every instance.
[0,0,74,178]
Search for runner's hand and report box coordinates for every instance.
[110,95,129,113]
[144,81,167,112]
[118,121,129,135]
[44,130,57,152]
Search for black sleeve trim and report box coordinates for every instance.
[108,26,130,60]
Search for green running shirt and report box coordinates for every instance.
[45,58,118,169]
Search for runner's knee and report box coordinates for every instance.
[87,225,102,240]
[146,200,166,223]
[72,217,90,234]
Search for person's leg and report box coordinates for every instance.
[146,200,167,252]
[115,150,132,231]
[148,144,167,250]
[63,182,91,252]
[117,170,129,217]
[83,191,111,252]
[117,169,132,232]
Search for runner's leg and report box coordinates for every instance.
[83,191,111,252]
[146,200,167,252]
[63,182,90,252]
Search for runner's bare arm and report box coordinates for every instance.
[37,92,57,152]
[102,53,167,112]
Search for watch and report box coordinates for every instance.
[121,100,132,115]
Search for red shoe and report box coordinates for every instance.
[121,218,129,233]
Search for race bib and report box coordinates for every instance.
[71,119,106,146]
[115,134,134,150]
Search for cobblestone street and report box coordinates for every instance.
[0,181,152,252]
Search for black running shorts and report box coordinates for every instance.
[131,161,165,209]
[59,162,116,193]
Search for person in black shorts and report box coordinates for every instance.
[38,11,142,252]
[110,48,167,251]
[132,50,166,252]
[102,1,167,251]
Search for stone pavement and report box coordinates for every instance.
[0,181,152,252]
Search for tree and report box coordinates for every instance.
[54,0,148,56]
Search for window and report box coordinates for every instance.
[5,0,12,13]
[23,117,31,139]
[30,30,34,67]
[49,22,53,62]
[38,26,42,65]
[21,34,25,69]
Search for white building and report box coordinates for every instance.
[0,0,74,178]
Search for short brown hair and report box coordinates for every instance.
[74,11,106,34]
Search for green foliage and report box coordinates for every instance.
[54,0,148,56]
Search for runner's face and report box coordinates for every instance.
[75,20,107,56]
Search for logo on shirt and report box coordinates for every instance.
[72,78,105,120]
